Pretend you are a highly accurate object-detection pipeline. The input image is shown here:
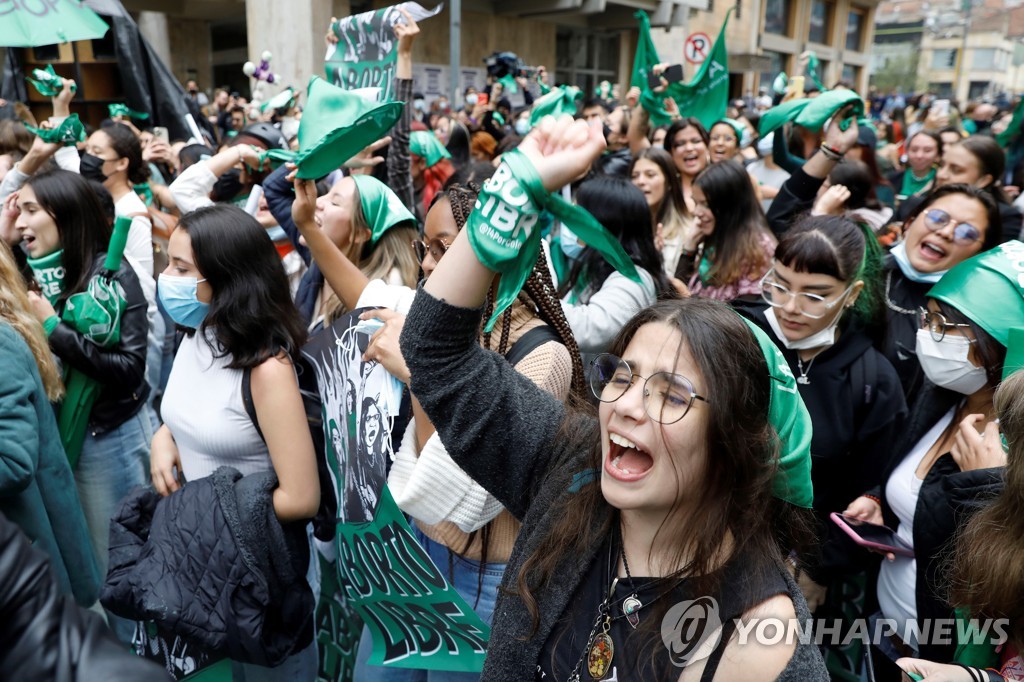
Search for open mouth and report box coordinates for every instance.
[313,215,323,228]
[605,432,654,482]
[22,234,36,250]
[918,240,947,261]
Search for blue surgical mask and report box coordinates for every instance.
[891,241,946,284]
[158,273,210,328]
[559,223,585,261]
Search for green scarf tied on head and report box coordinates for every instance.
[26,249,66,307]
[351,175,416,244]
[740,317,815,508]
[409,131,451,167]
[465,149,640,331]
[758,89,864,137]
[27,65,76,97]
[108,103,149,120]
[26,114,86,147]
[529,86,583,127]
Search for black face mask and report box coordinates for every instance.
[211,168,244,203]
[79,153,109,183]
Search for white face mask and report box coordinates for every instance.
[466,93,478,106]
[915,329,989,395]
[763,301,847,351]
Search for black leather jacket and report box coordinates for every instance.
[0,511,161,680]
[48,254,150,434]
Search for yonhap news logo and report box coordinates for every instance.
[660,596,724,666]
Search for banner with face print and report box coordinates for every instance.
[302,309,490,675]
[324,2,444,102]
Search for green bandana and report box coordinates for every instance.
[466,149,641,331]
[537,77,552,96]
[899,168,936,200]
[772,72,788,96]
[740,317,814,508]
[107,103,149,120]
[758,89,864,137]
[529,86,582,127]
[929,240,1024,361]
[257,148,299,168]
[261,87,297,113]
[26,114,86,146]
[294,76,403,180]
[409,131,451,167]
[26,249,66,306]
[715,118,746,145]
[351,175,415,244]
[498,73,519,95]
[26,65,76,97]
[134,182,154,207]
[806,52,827,92]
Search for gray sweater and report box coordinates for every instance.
[400,287,828,681]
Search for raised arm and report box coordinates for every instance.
[388,9,416,213]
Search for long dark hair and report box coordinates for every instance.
[24,169,111,306]
[630,147,690,226]
[517,298,816,644]
[955,136,1010,204]
[179,204,306,368]
[663,117,710,153]
[100,122,150,185]
[828,160,880,210]
[904,184,1003,252]
[774,214,887,343]
[557,176,672,300]
[694,161,772,286]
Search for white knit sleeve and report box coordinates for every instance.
[387,418,504,532]
[168,162,217,214]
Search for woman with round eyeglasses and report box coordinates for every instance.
[735,215,907,679]
[397,116,828,680]
[843,242,1024,675]
[881,184,1002,404]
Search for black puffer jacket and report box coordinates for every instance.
[0,511,162,681]
[48,254,150,434]
[101,467,314,667]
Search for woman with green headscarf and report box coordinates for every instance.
[409,130,455,222]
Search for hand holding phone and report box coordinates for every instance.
[153,126,170,144]
[831,512,914,558]
[647,64,684,90]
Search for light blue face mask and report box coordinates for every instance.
[514,119,531,136]
[158,273,210,329]
[891,241,946,284]
[559,223,585,261]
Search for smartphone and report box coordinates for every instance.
[647,64,684,90]
[932,99,950,117]
[830,513,914,557]
[153,126,170,144]
[477,92,489,106]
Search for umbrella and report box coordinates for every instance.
[57,216,130,468]
[0,0,109,48]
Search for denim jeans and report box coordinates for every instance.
[75,407,152,642]
[353,526,505,681]
[145,309,166,433]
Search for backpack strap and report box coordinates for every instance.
[241,367,266,443]
[503,324,564,368]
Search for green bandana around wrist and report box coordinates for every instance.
[351,175,416,244]
[26,249,66,307]
[466,149,641,331]
[740,317,814,508]
[529,86,582,127]
[107,103,149,120]
[27,65,76,97]
[26,114,86,146]
[759,89,864,137]
[409,131,451,167]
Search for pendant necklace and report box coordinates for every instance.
[619,545,642,628]
[796,355,816,385]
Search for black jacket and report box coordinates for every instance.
[873,383,1003,662]
[48,254,150,434]
[101,467,314,667]
[0,511,162,680]
[879,256,931,405]
[737,303,908,580]
[766,165,823,237]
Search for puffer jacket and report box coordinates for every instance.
[48,254,150,434]
[0,511,161,680]
[101,467,314,667]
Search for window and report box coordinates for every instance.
[555,28,619,99]
[765,0,792,36]
[808,1,833,44]
[931,48,958,70]
[846,10,865,51]
[759,51,788,91]
[841,64,859,85]
[973,48,995,69]
[969,81,989,100]
[929,82,954,97]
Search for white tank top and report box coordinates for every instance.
[161,329,271,483]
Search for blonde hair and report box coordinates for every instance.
[0,243,64,400]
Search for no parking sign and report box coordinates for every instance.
[685,32,711,64]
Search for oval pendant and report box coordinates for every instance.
[587,632,614,679]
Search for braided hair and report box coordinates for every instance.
[442,183,587,397]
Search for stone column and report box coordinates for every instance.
[245,0,335,96]
[137,11,172,70]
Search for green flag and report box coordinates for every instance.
[630,10,661,91]
[637,9,732,130]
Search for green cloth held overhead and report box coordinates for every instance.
[758,89,864,137]
[806,52,828,92]
[294,76,403,180]
[529,86,582,127]
[497,73,519,95]
[409,131,451,167]
[928,240,1024,380]
[740,318,815,508]
[465,149,640,331]
[25,113,85,147]
[261,87,296,113]
[107,103,149,120]
[26,65,75,97]
[351,175,415,244]
[772,72,789,96]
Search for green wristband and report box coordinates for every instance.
[42,315,60,337]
